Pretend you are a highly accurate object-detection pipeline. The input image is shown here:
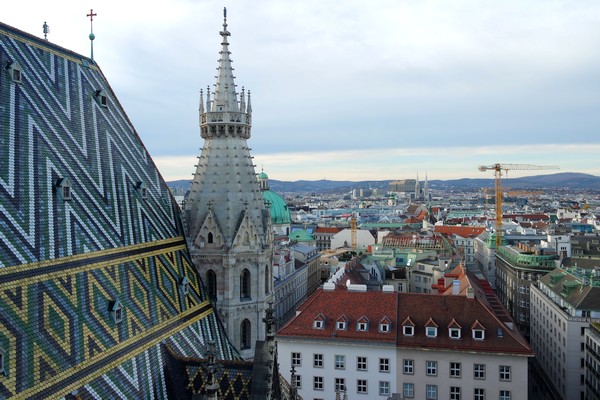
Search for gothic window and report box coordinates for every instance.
[240,268,251,299]
[207,232,214,244]
[241,319,251,349]
[264,265,270,295]
[206,270,217,300]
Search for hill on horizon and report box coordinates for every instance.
[167,172,600,193]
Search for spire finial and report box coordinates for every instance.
[86,9,97,61]
[42,21,50,41]
[220,7,230,40]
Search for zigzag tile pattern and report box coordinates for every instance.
[0,22,236,399]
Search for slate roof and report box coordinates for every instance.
[0,20,236,399]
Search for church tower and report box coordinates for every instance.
[184,9,273,359]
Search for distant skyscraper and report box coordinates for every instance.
[184,11,273,359]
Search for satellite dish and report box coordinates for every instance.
[346,279,351,287]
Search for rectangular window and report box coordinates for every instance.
[474,363,486,379]
[357,322,368,331]
[357,356,367,371]
[499,365,511,381]
[426,360,437,376]
[499,390,511,400]
[450,386,461,400]
[426,384,437,400]
[474,388,485,400]
[403,383,414,398]
[449,328,461,339]
[379,381,390,396]
[335,377,346,392]
[314,353,323,368]
[292,374,301,389]
[403,359,414,374]
[357,379,367,394]
[313,376,324,391]
[291,352,301,366]
[450,362,461,378]
[335,355,346,370]
[426,327,437,337]
[379,358,390,373]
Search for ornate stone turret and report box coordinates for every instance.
[184,8,273,359]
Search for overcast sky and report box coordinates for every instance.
[4,0,600,181]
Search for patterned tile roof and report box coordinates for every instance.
[0,21,236,399]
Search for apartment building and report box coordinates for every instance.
[277,289,532,400]
[530,267,600,400]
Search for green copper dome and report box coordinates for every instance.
[262,189,291,225]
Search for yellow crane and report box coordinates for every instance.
[478,163,559,248]
[350,212,357,249]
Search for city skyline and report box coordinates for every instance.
[4,0,600,181]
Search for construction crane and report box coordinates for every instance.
[478,163,559,248]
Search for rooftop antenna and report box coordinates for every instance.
[86,9,97,61]
[42,21,50,40]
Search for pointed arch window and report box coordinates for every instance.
[206,269,217,300]
[240,268,251,299]
[207,232,214,244]
[241,319,251,350]
[264,265,270,295]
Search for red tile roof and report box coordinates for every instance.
[314,227,343,234]
[396,293,531,355]
[434,225,486,238]
[277,289,398,343]
[277,289,532,356]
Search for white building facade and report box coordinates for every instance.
[530,267,600,400]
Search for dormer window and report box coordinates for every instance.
[6,61,22,83]
[0,346,5,376]
[448,319,462,339]
[109,300,123,324]
[471,320,486,340]
[179,276,190,295]
[134,181,148,199]
[356,316,369,332]
[379,316,391,333]
[425,317,438,338]
[313,314,325,330]
[336,315,348,330]
[54,178,72,201]
[94,89,108,108]
[402,316,415,336]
